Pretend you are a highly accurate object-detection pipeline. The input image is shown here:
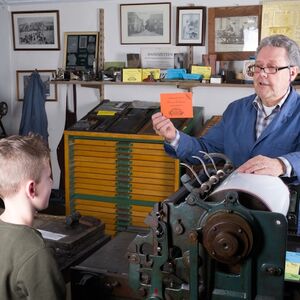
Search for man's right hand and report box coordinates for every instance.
[152,112,177,143]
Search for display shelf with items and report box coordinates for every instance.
[50,79,255,89]
[50,78,300,104]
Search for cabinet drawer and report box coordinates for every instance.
[74,199,117,235]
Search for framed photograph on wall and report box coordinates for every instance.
[208,5,262,61]
[176,6,206,46]
[16,70,57,101]
[120,2,171,44]
[11,10,60,50]
[63,32,99,72]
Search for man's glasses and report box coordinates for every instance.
[247,64,292,77]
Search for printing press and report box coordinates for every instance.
[69,114,299,299]
[126,152,298,300]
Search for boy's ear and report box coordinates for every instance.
[25,180,36,199]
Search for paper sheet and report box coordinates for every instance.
[38,229,67,241]
[160,92,193,118]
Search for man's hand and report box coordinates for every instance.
[152,112,177,142]
[236,155,285,176]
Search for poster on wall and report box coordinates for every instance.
[261,0,300,46]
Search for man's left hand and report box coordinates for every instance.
[236,155,284,176]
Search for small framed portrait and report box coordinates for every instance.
[16,70,57,101]
[11,10,60,50]
[176,6,206,46]
[120,2,171,44]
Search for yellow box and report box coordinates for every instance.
[191,65,211,80]
[142,68,160,80]
[122,68,142,82]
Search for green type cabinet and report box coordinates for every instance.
[64,131,180,236]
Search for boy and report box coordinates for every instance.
[0,135,66,299]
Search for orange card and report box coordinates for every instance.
[160,92,193,118]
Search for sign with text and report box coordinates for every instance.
[141,47,175,69]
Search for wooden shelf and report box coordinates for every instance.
[50,80,103,86]
[50,80,299,102]
[50,79,254,89]
[102,81,254,89]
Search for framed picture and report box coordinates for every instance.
[176,6,206,46]
[120,2,171,44]
[64,32,99,73]
[16,70,57,101]
[11,10,60,50]
[208,5,262,61]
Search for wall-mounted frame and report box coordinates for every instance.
[120,2,171,44]
[208,5,262,61]
[11,10,60,50]
[16,70,57,101]
[64,32,99,72]
[176,6,206,46]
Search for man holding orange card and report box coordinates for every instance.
[152,34,300,184]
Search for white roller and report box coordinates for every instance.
[211,171,290,215]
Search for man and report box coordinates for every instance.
[0,135,66,300]
[152,34,300,184]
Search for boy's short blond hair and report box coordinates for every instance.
[0,134,50,198]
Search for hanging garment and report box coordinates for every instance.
[19,71,48,142]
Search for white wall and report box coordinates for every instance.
[0,0,260,188]
[0,6,13,125]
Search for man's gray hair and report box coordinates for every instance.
[257,34,300,68]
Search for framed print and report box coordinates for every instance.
[208,5,262,61]
[176,6,206,46]
[64,32,99,72]
[11,10,60,50]
[16,70,57,101]
[120,2,171,44]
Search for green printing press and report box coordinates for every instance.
[127,152,293,300]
